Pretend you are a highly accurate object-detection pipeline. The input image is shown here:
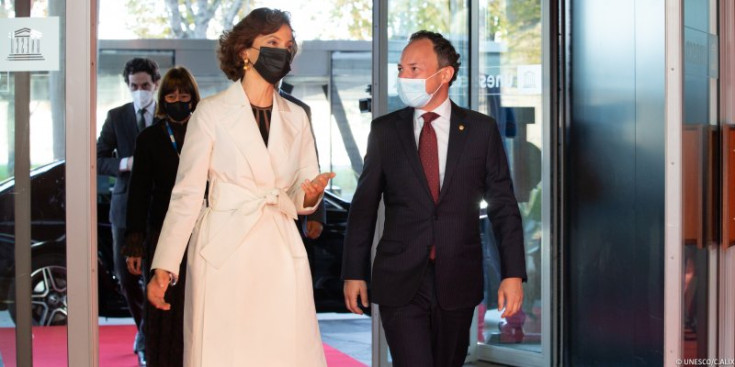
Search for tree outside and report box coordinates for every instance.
[124,0,254,39]
[121,0,373,41]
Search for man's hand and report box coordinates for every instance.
[305,220,323,239]
[343,279,369,315]
[126,256,142,275]
[147,269,173,311]
[302,172,336,208]
[497,277,523,318]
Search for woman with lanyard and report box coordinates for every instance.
[123,66,200,367]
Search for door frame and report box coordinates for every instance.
[66,0,99,365]
[664,0,684,365]
[719,0,735,360]
[370,0,553,365]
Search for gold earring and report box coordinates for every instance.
[243,58,250,71]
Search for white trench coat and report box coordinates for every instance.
[151,81,327,367]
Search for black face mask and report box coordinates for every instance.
[165,101,191,122]
[252,47,292,84]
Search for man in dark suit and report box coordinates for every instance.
[97,58,160,366]
[342,31,526,367]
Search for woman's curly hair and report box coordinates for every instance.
[217,8,297,81]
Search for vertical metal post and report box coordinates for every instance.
[719,0,735,361]
[13,0,33,366]
[66,0,99,365]
[372,0,389,119]
[706,0,719,360]
[372,0,389,365]
[541,0,554,365]
[664,0,684,365]
[466,0,480,361]
[468,0,479,112]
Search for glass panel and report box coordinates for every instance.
[0,0,69,364]
[682,0,718,359]
[387,0,469,112]
[477,0,543,353]
[326,51,372,200]
[0,0,18,355]
[281,48,374,365]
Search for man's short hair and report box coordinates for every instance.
[409,30,461,87]
[122,58,161,85]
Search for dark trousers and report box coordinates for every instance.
[112,225,146,352]
[379,263,475,367]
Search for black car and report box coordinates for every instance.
[0,160,354,325]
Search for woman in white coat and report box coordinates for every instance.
[146,8,334,367]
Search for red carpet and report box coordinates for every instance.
[0,325,367,366]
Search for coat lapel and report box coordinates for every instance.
[267,93,296,182]
[438,102,469,203]
[394,107,435,202]
[219,81,276,187]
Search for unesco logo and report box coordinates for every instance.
[7,27,45,62]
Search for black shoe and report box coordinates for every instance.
[136,351,147,366]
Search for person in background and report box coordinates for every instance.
[97,57,161,366]
[123,66,200,367]
[342,31,526,367]
[146,8,334,366]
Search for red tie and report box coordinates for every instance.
[419,112,440,260]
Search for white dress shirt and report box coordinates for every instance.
[414,97,451,188]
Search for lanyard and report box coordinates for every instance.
[165,122,180,157]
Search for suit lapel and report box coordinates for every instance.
[394,107,434,202]
[125,103,136,127]
[124,103,138,152]
[438,102,469,203]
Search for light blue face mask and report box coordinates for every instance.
[396,69,444,108]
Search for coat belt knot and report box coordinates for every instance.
[265,189,281,205]
[259,188,297,220]
[199,182,300,268]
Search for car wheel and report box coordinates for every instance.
[8,253,68,326]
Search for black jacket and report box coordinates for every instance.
[97,102,140,228]
[125,120,186,237]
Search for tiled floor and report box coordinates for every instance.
[318,313,372,365]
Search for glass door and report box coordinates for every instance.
[0,0,72,365]
[375,0,549,365]
[375,2,469,365]
[473,0,547,365]
[681,0,719,360]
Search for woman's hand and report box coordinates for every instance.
[302,172,336,208]
[147,269,173,311]
[126,256,143,275]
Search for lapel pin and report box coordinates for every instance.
[459,124,465,131]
